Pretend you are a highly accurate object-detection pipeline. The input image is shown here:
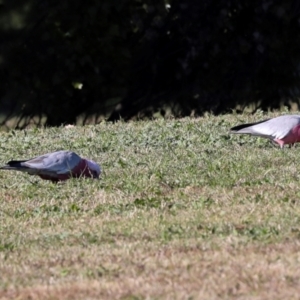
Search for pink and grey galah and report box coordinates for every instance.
[0,150,101,182]
[230,115,300,148]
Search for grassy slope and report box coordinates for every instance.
[1,112,300,299]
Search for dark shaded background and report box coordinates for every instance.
[1,0,300,128]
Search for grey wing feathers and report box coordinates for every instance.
[231,115,300,139]
[0,151,82,175]
[23,151,81,174]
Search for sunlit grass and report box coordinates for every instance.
[1,112,300,299]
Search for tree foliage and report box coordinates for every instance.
[0,0,300,127]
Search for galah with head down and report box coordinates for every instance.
[230,115,300,148]
[0,150,101,182]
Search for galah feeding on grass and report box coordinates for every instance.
[230,115,300,148]
[0,150,101,182]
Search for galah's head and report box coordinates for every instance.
[86,160,101,178]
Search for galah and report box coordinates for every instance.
[230,115,300,148]
[0,150,101,182]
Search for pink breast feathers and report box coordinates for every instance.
[39,159,93,182]
[275,124,300,147]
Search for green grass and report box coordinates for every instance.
[1,112,300,299]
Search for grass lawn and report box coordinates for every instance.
[1,112,300,299]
